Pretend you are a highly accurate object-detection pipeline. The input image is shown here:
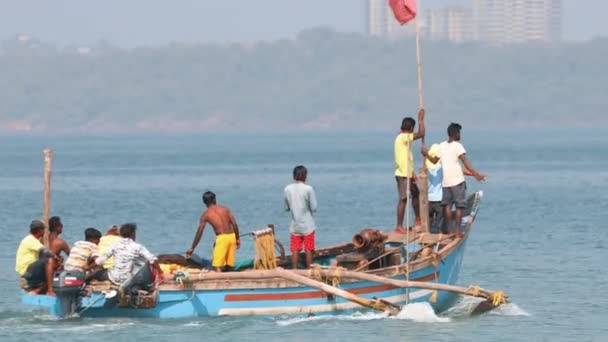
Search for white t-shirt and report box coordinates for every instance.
[437,141,466,187]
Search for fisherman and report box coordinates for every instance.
[91,223,163,289]
[422,123,486,236]
[97,225,121,270]
[394,109,425,233]
[284,165,317,269]
[424,143,476,234]
[186,191,241,272]
[15,220,58,296]
[64,228,103,280]
[48,216,71,262]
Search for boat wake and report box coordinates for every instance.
[394,302,451,323]
[276,302,449,326]
[443,296,530,318]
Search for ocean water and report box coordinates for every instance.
[0,130,606,341]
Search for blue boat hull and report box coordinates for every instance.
[21,237,468,318]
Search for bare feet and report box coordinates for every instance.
[394,226,407,234]
[46,290,56,297]
[27,288,42,295]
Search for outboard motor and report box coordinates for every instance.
[52,270,85,317]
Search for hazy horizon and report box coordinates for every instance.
[0,0,606,47]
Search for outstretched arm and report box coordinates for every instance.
[413,109,426,140]
[186,215,207,256]
[459,154,486,181]
[229,212,241,249]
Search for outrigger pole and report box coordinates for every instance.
[42,148,53,247]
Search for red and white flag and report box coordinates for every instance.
[389,0,417,25]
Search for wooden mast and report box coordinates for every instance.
[42,148,53,247]
[414,2,430,233]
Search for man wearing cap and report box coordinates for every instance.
[15,220,58,296]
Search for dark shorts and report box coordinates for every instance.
[429,201,445,233]
[396,176,420,200]
[23,258,48,289]
[442,182,467,208]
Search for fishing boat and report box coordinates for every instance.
[20,191,505,318]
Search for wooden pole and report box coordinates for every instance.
[42,148,53,247]
[273,268,401,315]
[414,8,430,233]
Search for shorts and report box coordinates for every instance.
[23,258,48,289]
[442,182,467,208]
[290,231,315,252]
[212,234,237,268]
[429,201,445,233]
[396,176,420,200]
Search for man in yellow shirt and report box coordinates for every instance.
[15,220,57,295]
[394,109,425,233]
[98,225,121,269]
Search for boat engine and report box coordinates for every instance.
[52,270,85,317]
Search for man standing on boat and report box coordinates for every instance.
[284,165,317,269]
[394,109,425,233]
[186,191,241,272]
[15,220,59,296]
[422,123,486,236]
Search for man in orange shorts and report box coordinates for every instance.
[284,165,317,269]
[186,191,240,272]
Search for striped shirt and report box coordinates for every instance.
[64,241,98,272]
[95,238,157,285]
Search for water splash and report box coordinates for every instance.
[276,311,387,326]
[393,302,450,323]
[443,296,530,318]
[275,303,451,326]
[488,303,530,316]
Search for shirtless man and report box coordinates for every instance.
[186,191,240,272]
[48,216,70,266]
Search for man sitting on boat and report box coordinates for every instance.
[64,227,104,280]
[97,225,120,270]
[48,216,71,264]
[90,223,163,291]
[284,165,317,269]
[422,123,486,236]
[15,220,59,296]
[394,109,425,233]
[186,191,241,272]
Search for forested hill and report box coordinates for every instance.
[0,29,606,133]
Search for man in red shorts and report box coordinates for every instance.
[284,165,317,269]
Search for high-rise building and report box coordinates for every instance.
[425,7,474,42]
[473,0,562,44]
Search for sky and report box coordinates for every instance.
[0,0,605,46]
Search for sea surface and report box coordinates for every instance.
[0,130,606,341]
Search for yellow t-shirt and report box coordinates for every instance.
[394,132,414,177]
[15,234,43,276]
[98,235,121,269]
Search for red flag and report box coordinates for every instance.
[389,0,417,25]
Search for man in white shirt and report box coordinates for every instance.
[422,123,486,236]
[93,223,163,290]
[284,165,317,269]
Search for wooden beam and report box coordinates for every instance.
[272,268,401,315]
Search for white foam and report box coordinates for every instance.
[276,311,387,326]
[393,302,450,323]
[275,303,450,326]
[489,303,530,317]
